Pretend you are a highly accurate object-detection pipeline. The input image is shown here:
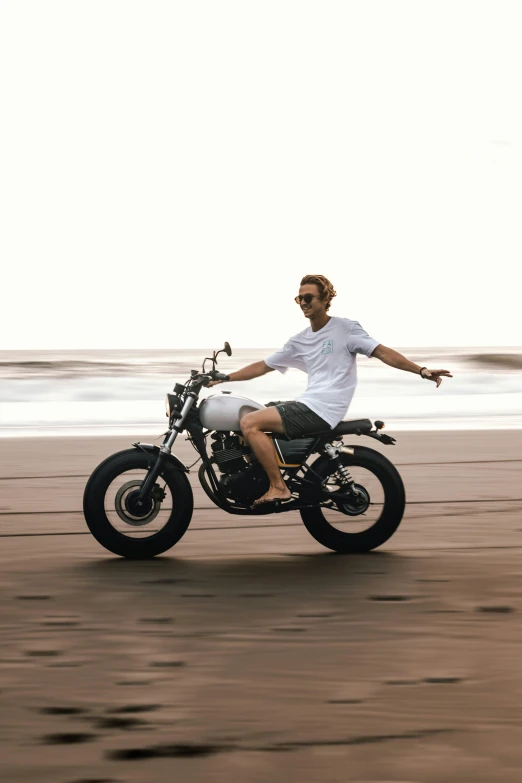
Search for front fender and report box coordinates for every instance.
[132,443,189,472]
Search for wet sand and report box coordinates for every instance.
[1,429,522,782]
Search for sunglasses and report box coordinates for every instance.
[294,293,320,305]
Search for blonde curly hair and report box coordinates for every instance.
[300,275,337,311]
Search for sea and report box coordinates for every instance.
[0,347,521,437]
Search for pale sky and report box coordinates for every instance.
[1,0,520,350]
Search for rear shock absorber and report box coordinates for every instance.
[324,441,359,495]
[335,462,356,489]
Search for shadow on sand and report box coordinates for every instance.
[71,550,415,606]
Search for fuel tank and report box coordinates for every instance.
[199,393,265,431]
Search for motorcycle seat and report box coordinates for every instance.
[277,418,373,441]
[330,418,373,437]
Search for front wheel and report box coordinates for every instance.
[83,449,193,558]
[300,446,405,553]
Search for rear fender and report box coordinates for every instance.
[132,443,189,472]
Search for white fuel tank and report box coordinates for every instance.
[199,393,265,431]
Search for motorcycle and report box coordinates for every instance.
[83,343,406,558]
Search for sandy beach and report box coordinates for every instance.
[1,428,522,782]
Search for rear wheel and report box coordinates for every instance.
[83,449,193,558]
[299,446,405,553]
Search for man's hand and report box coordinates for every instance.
[420,369,453,388]
[207,380,223,388]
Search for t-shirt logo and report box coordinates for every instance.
[321,339,333,354]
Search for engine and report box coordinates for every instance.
[210,433,269,506]
[210,432,249,475]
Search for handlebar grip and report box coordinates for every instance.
[213,372,230,382]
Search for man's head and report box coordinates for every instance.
[296,274,337,320]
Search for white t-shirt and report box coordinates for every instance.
[264,316,379,428]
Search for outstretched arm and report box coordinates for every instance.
[371,345,453,388]
[208,360,274,387]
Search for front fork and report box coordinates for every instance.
[137,394,196,503]
[137,451,168,503]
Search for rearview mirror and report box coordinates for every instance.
[224,341,232,356]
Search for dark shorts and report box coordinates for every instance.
[267,400,331,440]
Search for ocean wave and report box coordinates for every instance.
[466,353,522,370]
[0,359,190,379]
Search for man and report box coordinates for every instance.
[209,274,452,506]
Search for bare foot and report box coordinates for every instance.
[253,486,292,507]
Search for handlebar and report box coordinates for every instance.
[193,370,230,388]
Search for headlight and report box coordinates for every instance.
[165,393,181,419]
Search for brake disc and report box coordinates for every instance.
[114,480,162,526]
